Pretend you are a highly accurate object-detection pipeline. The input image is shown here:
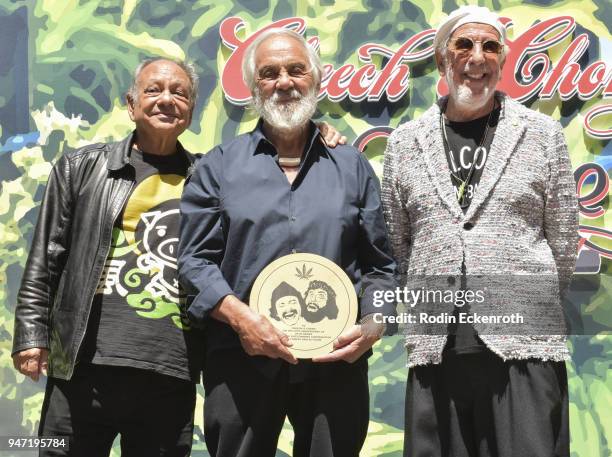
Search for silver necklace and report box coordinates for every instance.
[441,107,493,208]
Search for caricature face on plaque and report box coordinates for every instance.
[250,253,358,359]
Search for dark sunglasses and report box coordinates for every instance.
[449,37,504,55]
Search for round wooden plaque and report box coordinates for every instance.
[250,253,358,359]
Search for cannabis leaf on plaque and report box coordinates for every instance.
[295,264,313,280]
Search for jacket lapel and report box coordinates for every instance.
[416,104,464,220]
[464,95,527,221]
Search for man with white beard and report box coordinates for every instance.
[382,6,578,457]
[178,29,396,457]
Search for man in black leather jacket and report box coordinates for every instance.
[12,57,203,457]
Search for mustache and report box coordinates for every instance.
[462,63,487,73]
[270,88,302,102]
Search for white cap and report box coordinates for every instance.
[433,6,506,51]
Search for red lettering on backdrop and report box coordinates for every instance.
[363,30,435,101]
[494,17,575,100]
[584,104,612,139]
[220,16,612,138]
[540,35,588,99]
[346,64,378,101]
[574,164,612,269]
[575,163,610,219]
[325,64,356,100]
[577,62,609,99]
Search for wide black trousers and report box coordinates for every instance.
[203,349,370,457]
[404,350,569,457]
[38,364,195,457]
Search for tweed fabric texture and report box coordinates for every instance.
[381,93,579,367]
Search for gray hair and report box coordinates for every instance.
[242,28,324,93]
[127,57,199,107]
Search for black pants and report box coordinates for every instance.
[203,349,369,457]
[404,350,569,457]
[38,364,195,457]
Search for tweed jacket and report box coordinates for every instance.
[381,92,579,367]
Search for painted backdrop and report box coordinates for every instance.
[0,1,610,456]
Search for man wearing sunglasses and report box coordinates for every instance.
[382,5,578,457]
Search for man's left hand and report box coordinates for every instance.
[317,121,347,148]
[311,324,380,363]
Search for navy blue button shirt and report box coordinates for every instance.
[178,122,397,352]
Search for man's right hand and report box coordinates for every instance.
[212,295,298,365]
[12,348,49,382]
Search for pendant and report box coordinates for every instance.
[457,181,466,202]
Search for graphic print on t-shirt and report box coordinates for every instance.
[446,144,488,202]
[443,107,499,211]
[81,149,203,381]
[96,171,189,330]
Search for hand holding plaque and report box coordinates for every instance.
[249,253,358,359]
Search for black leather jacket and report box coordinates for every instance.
[12,132,196,380]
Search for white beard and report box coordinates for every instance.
[446,63,492,112]
[253,86,317,132]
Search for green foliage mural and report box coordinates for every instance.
[0,1,610,456]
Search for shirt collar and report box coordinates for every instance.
[250,119,331,162]
[108,130,195,172]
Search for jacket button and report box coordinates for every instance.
[463,222,474,230]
